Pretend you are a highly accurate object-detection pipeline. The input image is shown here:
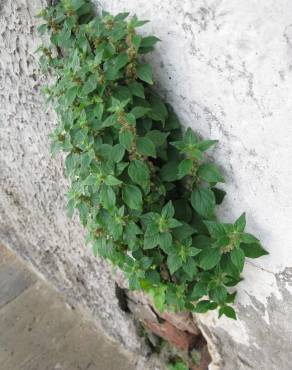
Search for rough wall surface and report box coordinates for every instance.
[0,1,151,366]
[1,0,292,369]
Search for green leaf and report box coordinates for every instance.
[111,144,125,163]
[128,82,145,98]
[198,248,221,270]
[234,213,246,232]
[113,53,129,70]
[184,128,198,145]
[146,130,168,147]
[122,184,142,210]
[203,221,226,238]
[168,362,188,370]
[182,257,197,278]
[159,232,173,253]
[140,36,160,48]
[160,161,179,182]
[119,130,133,151]
[240,232,259,244]
[136,137,156,157]
[136,63,153,84]
[167,254,183,274]
[194,300,217,313]
[149,286,166,312]
[219,305,237,320]
[209,285,228,303]
[198,163,224,183]
[240,243,268,258]
[213,187,226,205]
[230,248,245,272]
[191,188,215,219]
[72,0,86,10]
[144,233,160,249]
[130,106,150,119]
[128,160,150,187]
[99,185,116,210]
[162,201,175,218]
[196,139,218,152]
[190,282,208,300]
[82,74,98,95]
[104,175,122,186]
[147,93,168,123]
[178,159,193,179]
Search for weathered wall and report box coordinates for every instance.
[1,0,292,369]
[0,1,152,367]
[96,1,292,369]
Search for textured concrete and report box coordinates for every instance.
[1,0,292,369]
[0,244,137,370]
[0,0,145,359]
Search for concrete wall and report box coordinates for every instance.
[1,0,292,369]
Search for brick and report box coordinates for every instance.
[143,319,197,351]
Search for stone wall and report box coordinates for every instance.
[1,0,292,369]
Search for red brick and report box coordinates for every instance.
[143,319,197,351]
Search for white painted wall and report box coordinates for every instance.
[96,1,292,368]
[1,0,292,368]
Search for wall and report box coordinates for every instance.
[0,0,151,366]
[1,0,292,369]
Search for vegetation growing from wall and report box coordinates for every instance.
[37,0,268,320]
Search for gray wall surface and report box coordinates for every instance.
[1,0,292,369]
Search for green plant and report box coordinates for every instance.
[167,361,189,370]
[37,0,268,319]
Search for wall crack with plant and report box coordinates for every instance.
[37,0,268,367]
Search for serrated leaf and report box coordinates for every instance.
[99,185,116,210]
[140,36,160,48]
[128,81,145,98]
[194,300,217,313]
[234,212,246,232]
[136,137,156,157]
[198,248,221,270]
[182,257,197,278]
[147,93,168,123]
[167,253,182,274]
[146,130,168,147]
[144,232,160,250]
[203,221,226,238]
[136,63,153,84]
[162,201,175,218]
[104,175,122,186]
[240,232,259,244]
[119,129,133,151]
[218,305,237,320]
[240,243,268,258]
[82,74,98,95]
[111,144,125,163]
[159,232,172,253]
[196,139,218,152]
[191,188,215,219]
[178,159,193,179]
[209,285,227,303]
[130,106,150,119]
[122,184,142,210]
[128,160,150,187]
[160,161,179,182]
[198,163,224,183]
[230,248,245,272]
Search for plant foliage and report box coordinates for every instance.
[37,0,268,319]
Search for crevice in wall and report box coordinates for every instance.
[115,284,213,370]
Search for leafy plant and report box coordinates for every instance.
[37,0,268,319]
[168,361,189,370]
